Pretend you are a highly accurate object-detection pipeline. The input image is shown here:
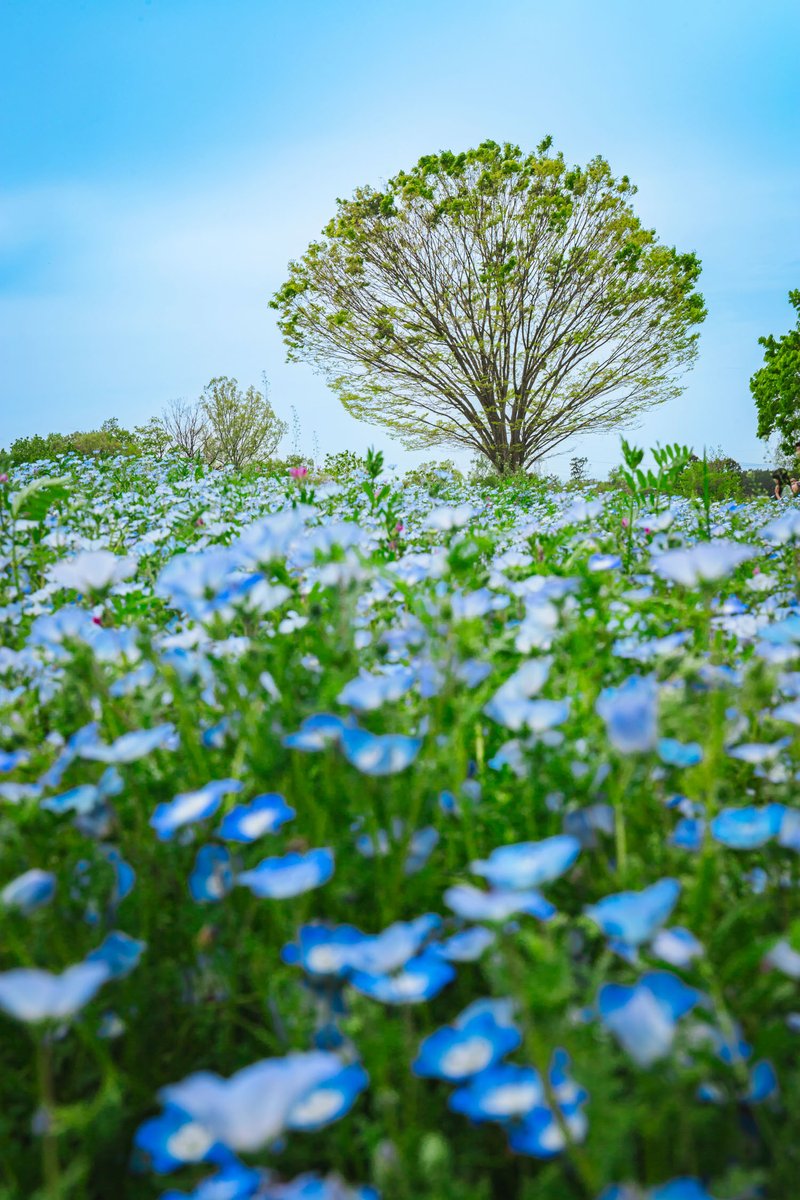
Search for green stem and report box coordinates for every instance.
[36,1037,60,1196]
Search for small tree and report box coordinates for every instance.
[751,290,800,453]
[272,139,706,474]
[201,377,287,469]
[134,416,172,460]
[161,397,210,460]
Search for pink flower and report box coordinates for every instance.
[395,522,404,534]
[0,473,8,484]
[290,466,308,480]
[621,517,630,528]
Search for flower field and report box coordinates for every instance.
[2,452,800,1200]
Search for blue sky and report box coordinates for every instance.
[2,0,799,473]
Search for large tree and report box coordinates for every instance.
[271,139,706,473]
[751,290,800,453]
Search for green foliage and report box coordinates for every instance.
[272,138,706,474]
[322,450,367,481]
[6,419,139,465]
[201,376,288,469]
[673,457,744,503]
[751,289,800,452]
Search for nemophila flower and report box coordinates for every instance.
[0,748,29,772]
[86,930,146,978]
[658,739,703,768]
[744,1059,779,1103]
[190,846,234,902]
[349,951,455,1004]
[709,804,784,849]
[471,835,580,890]
[449,1062,544,1122]
[727,738,789,764]
[285,1062,368,1131]
[588,553,622,571]
[432,926,495,962]
[445,884,556,922]
[159,1160,262,1198]
[151,780,243,841]
[49,549,136,592]
[133,1103,231,1174]
[423,503,478,530]
[260,1173,378,1200]
[237,848,334,899]
[650,927,704,968]
[563,803,615,848]
[483,658,552,729]
[282,924,372,979]
[157,1052,352,1152]
[652,541,755,586]
[596,675,658,754]
[506,1052,589,1157]
[1,868,56,913]
[81,722,178,764]
[450,587,509,621]
[600,1183,717,1200]
[283,713,350,751]
[413,1008,521,1081]
[763,939,800,978]
[0,962,109,1022]
[337,667,415,711]
[339,727,422,775]
[670,817,705,852]
[585,879,681,947]
[343,914,442,977]
[598,971,702,1066]
[217,794,295,843]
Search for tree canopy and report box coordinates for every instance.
[751,290,800,454]
[271,139,706,473]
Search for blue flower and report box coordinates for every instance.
[349,952,455,1004]
[597,971,702,1066]
[261,1174,377,1200]
[237,849,334,899]
[650,927,704,968]
[670,818,705,852]
[586,879,681,947]
[449,1063,543,1122]
[658,739,703,768]
[596,675,658,754]
[339,728,422,775]
[285,1062,368,1131]
[86,930,146,978]
[444,884,556,922]
[151,780,243,841]
[81,723,178,764]
[337,668,415,711]
[133,1104,231,1174]
[282,924,372,979]
[0,749,29,772]
[1,868,56,913]
[650,1182,718,1200]
[710,804,785,849]
[189,846,234,902]
[471,835,580,890]
[159,1160,262,1199]
[157,1052,354,1152]
[217,794,295,843]
[102,846,136,905]
[744,1059,779,1103]
[413,1009,521,1081]
[432,927,495,962]
[652,541,754,586]
[0,962,109,1022]
[283,714,349,752]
